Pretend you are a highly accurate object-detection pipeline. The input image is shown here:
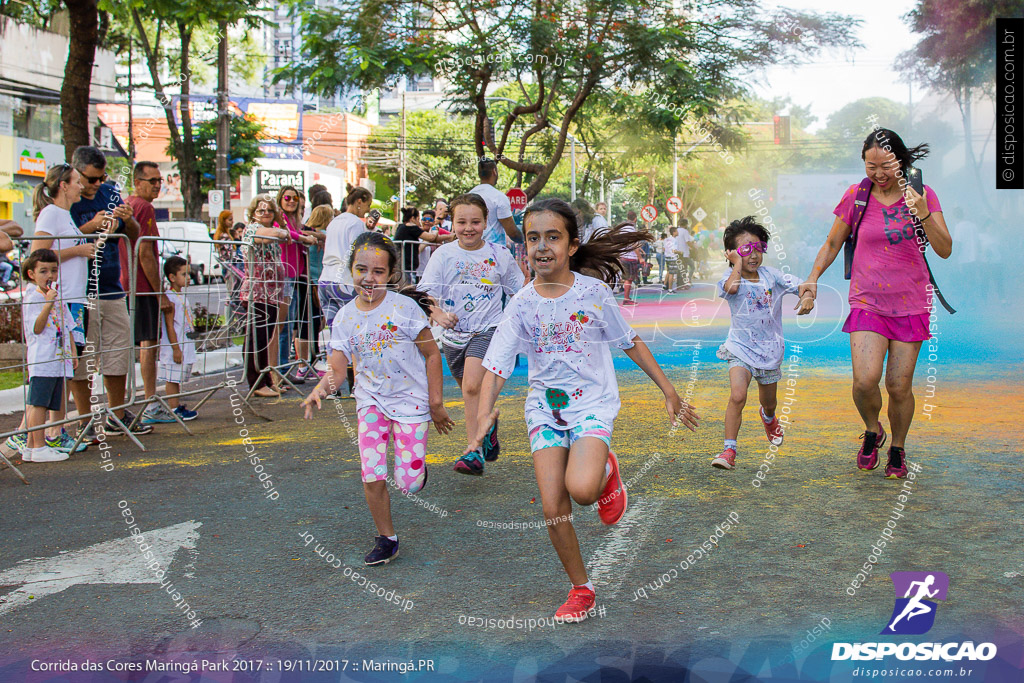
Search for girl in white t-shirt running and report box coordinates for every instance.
[420,193,525,475]
[302,231,454,567]
[466,198,700,622]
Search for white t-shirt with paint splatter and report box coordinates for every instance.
[483,272,637,431]
[419,240,524,348]
[330,291,431,423]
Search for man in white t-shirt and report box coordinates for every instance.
[469,158,522,246]
[435,199,452,231]
[674,219,694,289]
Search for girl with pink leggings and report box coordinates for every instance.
[303,232,454,567]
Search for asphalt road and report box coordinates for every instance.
[0,284,1021,682]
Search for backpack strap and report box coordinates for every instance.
[843,177,874,280]
[909,212,957,315]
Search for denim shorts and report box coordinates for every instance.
[716,345,782,385]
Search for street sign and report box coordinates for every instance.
[640,204,658,223]
[666,196,682,214]
[692,206,707,222]
[207,190,224,217]
[506,188,528,213]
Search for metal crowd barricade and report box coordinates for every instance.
[127,235,256,430]
[0,231,138,482]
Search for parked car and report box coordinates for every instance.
[156,221,222,284]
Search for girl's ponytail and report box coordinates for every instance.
[523,199,652,284]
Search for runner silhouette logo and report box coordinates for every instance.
[882,571,949,635]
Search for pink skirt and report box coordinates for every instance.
[842,308,931,343]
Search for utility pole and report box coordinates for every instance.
[672,135,678,228]
[399,90,407,214]
[215,20,230,208]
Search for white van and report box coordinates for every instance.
[156,221,222,284]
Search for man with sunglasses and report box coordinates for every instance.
[69,146,151,439]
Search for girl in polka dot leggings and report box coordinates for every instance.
[303,232,454,566]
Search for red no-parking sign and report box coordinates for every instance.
[506,188,528,212]
[666,196,682,214]
[640,204,659,223]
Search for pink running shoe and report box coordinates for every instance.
[554,586,596,623]
[762,409,784,446]
[711,448,737,470]
[597,452,627,525]
[884,447,908,479]
[857,422,887,471]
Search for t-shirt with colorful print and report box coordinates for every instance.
[419,240,525,348]
[834,183,942,316]
[329,291,431,423]
[23,287,75,378]
[483,272,637,432]
[716,265,801,371]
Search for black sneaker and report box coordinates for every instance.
[453,450,484,475]
[105,410,154,435]
[482,419,500,462]
[364,535,399,566]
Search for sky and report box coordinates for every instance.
[752,0,919,131]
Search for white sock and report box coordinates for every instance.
[575,581,595,592]
[760,407,775,423]
[387,535,398,542]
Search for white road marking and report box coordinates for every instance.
[0,521,201,616]
[586,498,662,598]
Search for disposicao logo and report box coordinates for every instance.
[882,571,948,635]
[832,571,997,662]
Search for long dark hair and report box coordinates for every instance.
[347,231,433,315]
[862,128,929,176]
[524,198,653,284]
[401,206,420,224]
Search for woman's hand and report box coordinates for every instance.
[430,402,455,435]
[798,281,817,302]
[904,186,928,219]
[666,392,699,432]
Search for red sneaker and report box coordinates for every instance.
[597,451,627,525]
[762,409,784,446]
[554,586,596,623]
[711,447,737,470]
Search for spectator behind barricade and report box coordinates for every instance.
[19,249,76,463]
[394,206,453,284]
[305,183,327,222]
[0,219,20,288]
[213,209,236,263]
[319,186,373,329]
[70,146,151,440]
[159,256,198,421]
[118,162,175,427]
[276,186,318,378]
[470,158,521,244]
[418,209,445,280]
[435,198,451,231]
[297,205,333,382]
[25,163,95,454]
[240,194,291,397]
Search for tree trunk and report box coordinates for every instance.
[176,22,201,221]
[60,0,99,160]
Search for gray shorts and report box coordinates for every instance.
[442,328,496,379]
[29,375,65,411]
[717,345,782,385]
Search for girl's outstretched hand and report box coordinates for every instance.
[302,386,326,419]
[795,294,815,315]
[431,403,455,435]
[666,392,700,431]
[464,408,499,455]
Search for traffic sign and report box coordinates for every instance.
[207,190,224,217]
[506,188,528,213]
[640,204,658,223]
[666,196,682,214]
[692,206,707,222]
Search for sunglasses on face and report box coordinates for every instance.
[282,195,298,202]
[81,171,108,185]
[736,241,768,257]
[141,176,163,185]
